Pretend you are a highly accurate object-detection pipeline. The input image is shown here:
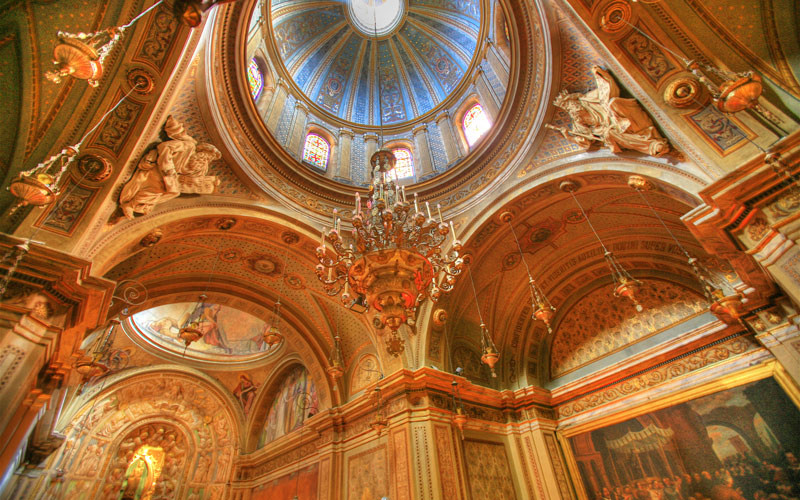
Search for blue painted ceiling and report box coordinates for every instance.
[270,0,481,126]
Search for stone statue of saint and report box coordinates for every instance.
[550,66,670,157]
[119,116,220,219]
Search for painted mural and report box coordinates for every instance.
[569,378,800,500]
[550,280,707,378]
[131,302,281,358]
[259,365,318,447]
[251,464,319,500]
[348,444,389,500]
[463,440,518,500]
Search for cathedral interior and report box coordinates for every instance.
[0,0,799,498]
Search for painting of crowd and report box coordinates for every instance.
[570,378,800,500]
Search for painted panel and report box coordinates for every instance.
[463,440,517,500]
[568,378,800,500]
[251,464,319,500]
[347,444,389,500]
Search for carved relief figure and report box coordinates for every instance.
[551,66,670,157]
[119,116,220,219]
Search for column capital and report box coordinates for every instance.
[412,124,428,136]
[435,110,451,123]
[294,101,309,113]
[364,133,380,142]
[339,128,355,139]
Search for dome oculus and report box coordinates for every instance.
[347,0,405,38]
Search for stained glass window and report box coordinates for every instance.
[247,58,263,100]
[391,148,414,179]
[302,134,330,170]
[463,103,491,146]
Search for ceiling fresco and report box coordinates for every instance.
[129,302,283,361]
[267,0,481,126]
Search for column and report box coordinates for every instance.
[364,133,379,176]
[473,67,500,119]
[0,235,114,492]
[435,112,462,164]
[265,79,289,132]
[412,125,435,179]
[485,43,509,89]
[288,102,309,157]
[337,129,354,181]
[257,83,275,116]
[517,421,575,500]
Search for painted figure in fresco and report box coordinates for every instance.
[233,374,258,413]
[259,366,318,446]
[551,66,670,157]
[119,116,220,219]
[182,303,231,353]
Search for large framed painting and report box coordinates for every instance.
[565,371,800,500]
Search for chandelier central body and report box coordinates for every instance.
[315,149,463,355]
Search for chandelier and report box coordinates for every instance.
[315,158,463,355]
[313,4,462,357]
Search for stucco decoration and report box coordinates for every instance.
[550,66,671,157]
[48,369,240,499]
[118,116,221,219]
[550,279,707,378]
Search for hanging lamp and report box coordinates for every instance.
[327,307,346,384]
[500,211,556,333]
[313,5,463,356]
[46,2,165,87]
[451,379,467,439]
[263,233,294,348]
[370,385,389,436]
[466,262,499,378]
[561,179,644,312]
[627,175,745,324]
[8,84,143,214]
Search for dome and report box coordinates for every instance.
[269,0,481,127]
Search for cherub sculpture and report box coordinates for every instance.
[119,116,220,219]
[549,66,670,157]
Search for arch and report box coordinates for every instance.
[48,366,242,498]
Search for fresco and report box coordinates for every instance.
[251,464,319,500]
[259,365,318,447]
[569,378,800,500]
[130,302,281,358]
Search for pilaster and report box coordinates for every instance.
[412,125,434,179]
[337,129,355,182]
[434,112,461,164]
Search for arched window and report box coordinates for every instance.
[463,103,491,146]
[247,58,264,100]
[391,148,414,179]
[302,133,330,170]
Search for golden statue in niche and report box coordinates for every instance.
[119,116,221,219]
[549,66,671,157]
[118,445,165,500]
